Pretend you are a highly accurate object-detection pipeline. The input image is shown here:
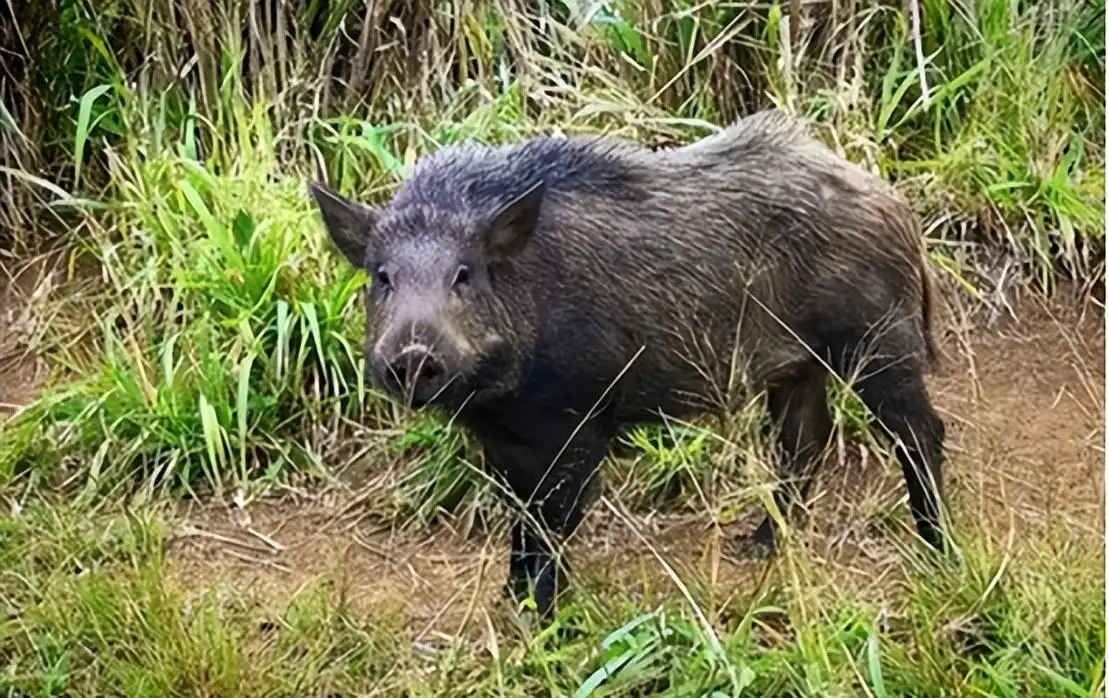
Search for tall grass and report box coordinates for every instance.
[5,2,1102,262]
[2,0,1102,496]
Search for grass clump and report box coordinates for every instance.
[2,114,370,497]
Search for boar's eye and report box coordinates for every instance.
[374,266,392,289]
[451,265,471,289]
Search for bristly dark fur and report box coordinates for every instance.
[397,137,652,209]
[312,107,949,621]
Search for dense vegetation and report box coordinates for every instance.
[0,1,1103,695]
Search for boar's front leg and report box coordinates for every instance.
[481,417,613,619]
[748,364,834,556]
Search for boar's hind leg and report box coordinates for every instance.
[483,420,613,618]
[852,359,947,552]
[750,363,834,555]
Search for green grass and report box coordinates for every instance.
[0,0,1104,696]
[1,501,1101,696]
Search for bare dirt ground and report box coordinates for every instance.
[157,293,1105,637]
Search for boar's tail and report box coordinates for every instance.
[919,249,941,370]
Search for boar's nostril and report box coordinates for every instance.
[415,359,441,382]
[386,345,444,400]
[386,362,407,390]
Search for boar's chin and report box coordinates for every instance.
[411,366,479,410]
[411,378,476,413]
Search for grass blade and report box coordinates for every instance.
[74,84,113,189]
[867,627,888,698]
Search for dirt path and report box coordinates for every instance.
[930,298,1104,540]
[157,295,1104,636]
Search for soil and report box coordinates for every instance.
[4,283,1104,638]
[0,255,52,414]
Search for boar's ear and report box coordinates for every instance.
[483,181,544,260]
[308,181,379,267]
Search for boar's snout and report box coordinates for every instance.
[373,342,448,407]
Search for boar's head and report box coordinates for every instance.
[309,179,543,410]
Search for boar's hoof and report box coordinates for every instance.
[501,582,556,620]
[727,527,778,561]
[502,568,558,619]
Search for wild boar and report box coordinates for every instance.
[309,108,947,619]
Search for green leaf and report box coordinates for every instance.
[301,302,325,367]
[232,210,256,252]
[236,352,257,480]
[867,628,888,698]
[573,651,635,698]
[73,84,113,190]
